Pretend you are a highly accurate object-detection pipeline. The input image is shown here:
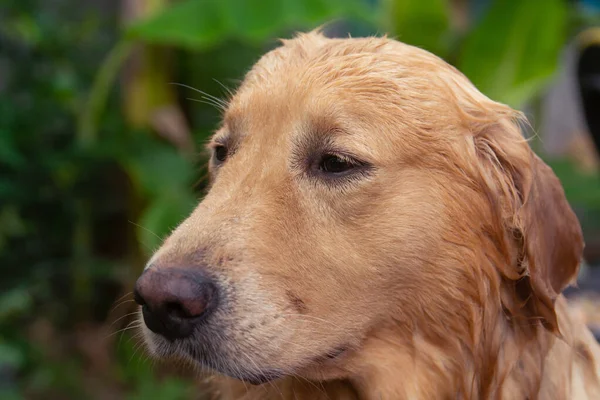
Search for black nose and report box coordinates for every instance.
[134,268,218,341]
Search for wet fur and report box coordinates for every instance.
[141,31,600,399]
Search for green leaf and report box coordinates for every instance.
[120,140,198,254]
[0,288,33,322]
[0,389,22,400]
[126,0,375,49]
[382,0,450,57]
[221,0,286,42]
[0,205,27,238]
[458,0,567,108]
[115,331,155,384]
[545,158,600,211]
[124,143,195,199]
[0,341,25,369]
[0,130,25,167]
[137,193,197,254]
[127,377,193,400]
[126,0,229,49]
[5,14,42,46]
[282,0,335,25]
[0,205,28,257]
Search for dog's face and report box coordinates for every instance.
[135,32,583,385]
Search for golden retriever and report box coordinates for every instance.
[133,31,600,399]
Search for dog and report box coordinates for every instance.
[133,31,600,399]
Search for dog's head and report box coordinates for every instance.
[134,31,583,385]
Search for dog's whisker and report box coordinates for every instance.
[117,319,143,347]
[171,82,229,109]
[187,97,227,112]
[104,320,142,340]
[213,78,235,100]
[107,299,135,318]
[198,94,228,108]
[242,351,283,398]
[109,311,141,328]
[114,291,133,303]
[291,372,327,397]
[125,330,145,346]
[108,291,134,313]
[233,354,249,393]
[128,338,147,365]
[128,220,162,240]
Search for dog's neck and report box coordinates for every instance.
[345,323,473,400]
[343,300,567,400]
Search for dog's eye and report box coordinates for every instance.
[214,145,228,162]
[319,154,356,174]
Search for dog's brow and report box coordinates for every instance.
[223,112,242,135]
[308,117,352,139]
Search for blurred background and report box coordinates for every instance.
[2,0,600,398]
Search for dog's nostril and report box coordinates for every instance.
[133,289,146,306]
[165,301,189,319]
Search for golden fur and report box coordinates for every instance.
[140,31,600,399]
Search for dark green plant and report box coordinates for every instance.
[1,0,599,399]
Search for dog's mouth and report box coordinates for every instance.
[239,346,349,385]
[147,327,351,386]
[240,371,284,385]
[316,345,349,362]
[185,349,284,385]
[173,339,350,385]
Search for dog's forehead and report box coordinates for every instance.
[223,91,382,156]
[219,33,481,158]
[228,35,401,109]
[225,54,394,140]
[232,35,460,106]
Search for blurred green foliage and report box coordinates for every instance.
[381,0,450,58]
[1,0,600,399]
[458,0,568,106]
[126,0,375,48]
[120,0,566,108]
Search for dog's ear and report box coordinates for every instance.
[474,116,584,332]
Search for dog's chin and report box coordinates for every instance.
[291,346,354,382]
[143,328,352,385]
[235,371,284,385]
[184,351,285,386]
[145,336,284,385]
[213,350,351,386]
